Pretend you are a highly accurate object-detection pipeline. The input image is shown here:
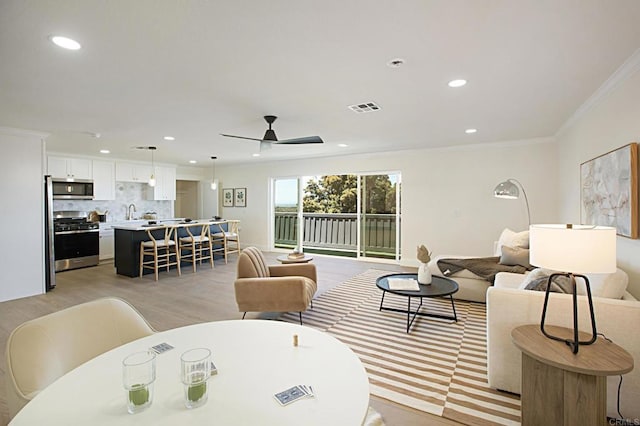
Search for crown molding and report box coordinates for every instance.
[556,48,640,138]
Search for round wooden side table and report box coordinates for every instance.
[511,324,634,426]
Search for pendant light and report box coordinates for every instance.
[148,146,157,187]
[210,156,217,190]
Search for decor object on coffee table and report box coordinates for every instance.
[530,224,617,353]
[416,244,432,284]
[494,178,531,225]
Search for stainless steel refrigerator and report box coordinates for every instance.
[44,175,56,290]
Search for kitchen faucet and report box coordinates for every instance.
[127,203,137,220]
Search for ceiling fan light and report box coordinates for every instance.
[263,129,278,141]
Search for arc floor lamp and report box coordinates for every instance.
[493,178,530,225]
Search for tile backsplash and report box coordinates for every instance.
[53,182,174,221]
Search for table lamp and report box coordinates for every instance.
[529,224,616,354]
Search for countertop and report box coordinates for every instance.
[110,218,226,231]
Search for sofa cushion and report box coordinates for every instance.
[495,228,529,256]
[499,246,531,268]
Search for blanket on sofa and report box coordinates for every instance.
[437,256,529,284]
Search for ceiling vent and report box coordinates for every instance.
[348,102,381,113]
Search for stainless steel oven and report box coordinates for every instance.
[54,211,99,272]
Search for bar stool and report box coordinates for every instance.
[139,226,181,281]
[211,220,240,263]
[179,223,214,272]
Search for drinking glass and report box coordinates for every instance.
[122,350,156,414]
[181,348,211,408]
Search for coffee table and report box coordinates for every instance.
[376,273,458,333]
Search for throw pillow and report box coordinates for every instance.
[495,228,529,256]
[525,274,573,293]
[499,246,531,269]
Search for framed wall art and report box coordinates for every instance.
[580,142,638,238]
[222,188,234,207]
[234,188,246,207]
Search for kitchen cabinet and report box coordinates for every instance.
[92,160,115,200]
[115,162,152,183]
[148,166,176,200]
[48,156,92,180]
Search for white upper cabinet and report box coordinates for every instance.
[92,160,115,200]
[48,156,92,180]
[148,166,176,200]
[115,162,152,183]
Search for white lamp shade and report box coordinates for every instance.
[529,224,616,274]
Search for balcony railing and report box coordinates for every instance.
[274,212,397,257]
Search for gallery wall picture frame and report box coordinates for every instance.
[580,142,638,239]
[222,188,234,207]
[234,187,247,207]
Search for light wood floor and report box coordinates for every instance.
[0,252,461,426]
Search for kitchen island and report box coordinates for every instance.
[113,219,228,277]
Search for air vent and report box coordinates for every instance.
[348,102,382,113]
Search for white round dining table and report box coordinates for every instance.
[9,320,370,426]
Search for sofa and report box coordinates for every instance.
[426,228,531,303]
[487,270,640,420]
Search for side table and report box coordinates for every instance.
[511,324,634,426]
[276,254,313,264]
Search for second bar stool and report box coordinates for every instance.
[179,223,214,272]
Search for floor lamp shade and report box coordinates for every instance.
[493,178,531,225]
[529,224,617,353]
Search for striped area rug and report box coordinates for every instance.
[282,269,521,426]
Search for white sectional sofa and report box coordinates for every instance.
[426,228,532,303]
[487,271,640,420]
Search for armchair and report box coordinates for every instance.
[234,247,317,324]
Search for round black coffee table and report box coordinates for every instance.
[376,273,459,333]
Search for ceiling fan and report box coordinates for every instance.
[220,115,323,150]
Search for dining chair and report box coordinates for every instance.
[139,226,181,280]
[4,297,155,419]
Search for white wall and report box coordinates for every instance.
[215,138,558,266]
[0,127,48,302]
[557,57,640,298]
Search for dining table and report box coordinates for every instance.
[9,319,370,426]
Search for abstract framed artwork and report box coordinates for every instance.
[222,188,234,207]
[234,188,246,207]
[581,142,638,238]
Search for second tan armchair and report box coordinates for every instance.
[234,247,317,324]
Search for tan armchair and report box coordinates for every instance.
[5,297,154,419]
[234,247,317,324]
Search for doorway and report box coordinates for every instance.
[175,180,198,219]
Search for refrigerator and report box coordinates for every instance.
[44,175,56,290]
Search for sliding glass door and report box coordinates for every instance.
[272,172,401,260]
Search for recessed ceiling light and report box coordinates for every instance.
[99,149,110,154]
[252,153,260,157]
[465,128,477,134]
[448,79,467,88]
[49,35,81,50]
[338,143,348,148]
[189,160,197,164]
[163,136,175,141]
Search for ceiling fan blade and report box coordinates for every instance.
[274,136,324,145]
[220,133,264,142]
